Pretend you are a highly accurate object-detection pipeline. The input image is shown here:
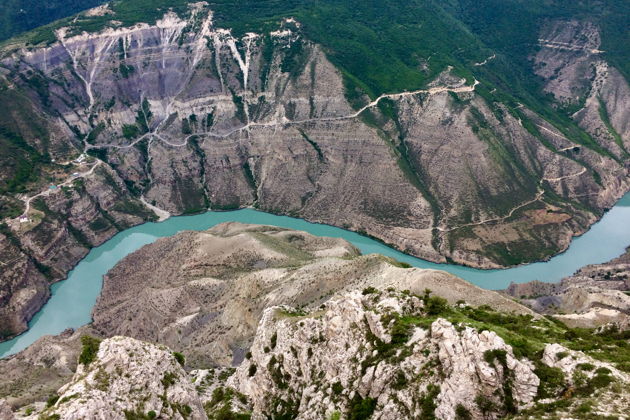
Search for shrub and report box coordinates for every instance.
[595,367,611,375]
[475,394,497,415]
[161,371,177,388]
[425,296,449,315]
[362,287,378,295]
[455,404,472,420]
[392,370,408,389]
[332,381,343,395]
[173,351,185,367]
[78,336,101,366]
[248,364,257,377]
[577,363,595,371]
[589,373,613,389]
[348,396,377,420]
[420,385,440,419]
[46,394,59,408]
[534,363,565,399]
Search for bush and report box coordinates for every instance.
[534,363,565,399]
[46,394,59,408]
[425,296,449,315]
[332,381,343,395]
[348,396,377,420]
[173,351,185,367]
[362,287,378,295]
[475,394,497,415]
[455,404,472,420]
[595,367,611,375]
[248,364,257,377]
[78,336,101,366]
[392,370,408,389]
[577,363,595,371]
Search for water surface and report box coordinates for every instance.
[1,192,629,357]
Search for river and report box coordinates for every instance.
[1,192,629,357]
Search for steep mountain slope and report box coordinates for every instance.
[0,1,628,342]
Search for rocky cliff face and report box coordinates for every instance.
[2,289,628,419]
[0,4,629,342]
[0,163,156,340]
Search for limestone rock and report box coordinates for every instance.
[0,399,15,420]
[229,290,539,420]
[41,336,206,420]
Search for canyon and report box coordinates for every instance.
[0,224,628,419]
[0,2,629,342]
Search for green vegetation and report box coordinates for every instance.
[46,394,60,408]
[78,335,102,366]
[0,0,103,41]
[347,395,376,420]
[419,384,440,419]
[358,289,628,417]
[173,351,185,367]
[455,404,472,420]
[598,97,628,156]
[123,409,160,420]
[204,386,251,420]
[161,371,177,388]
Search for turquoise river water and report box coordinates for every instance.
[1,192,629,357]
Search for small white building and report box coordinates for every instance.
[19,216,29,223]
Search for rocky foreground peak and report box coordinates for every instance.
[228,290,539,420]
[10,289,628,420]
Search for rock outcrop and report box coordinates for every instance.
[2,287,628,419]
[540,343,630,417]
[0,327,92,409]
[32,336,206,420]
[230,291,539,420]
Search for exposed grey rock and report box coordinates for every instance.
[0,399,14,420]
[229,290,539,420]
[34,336,206,420]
